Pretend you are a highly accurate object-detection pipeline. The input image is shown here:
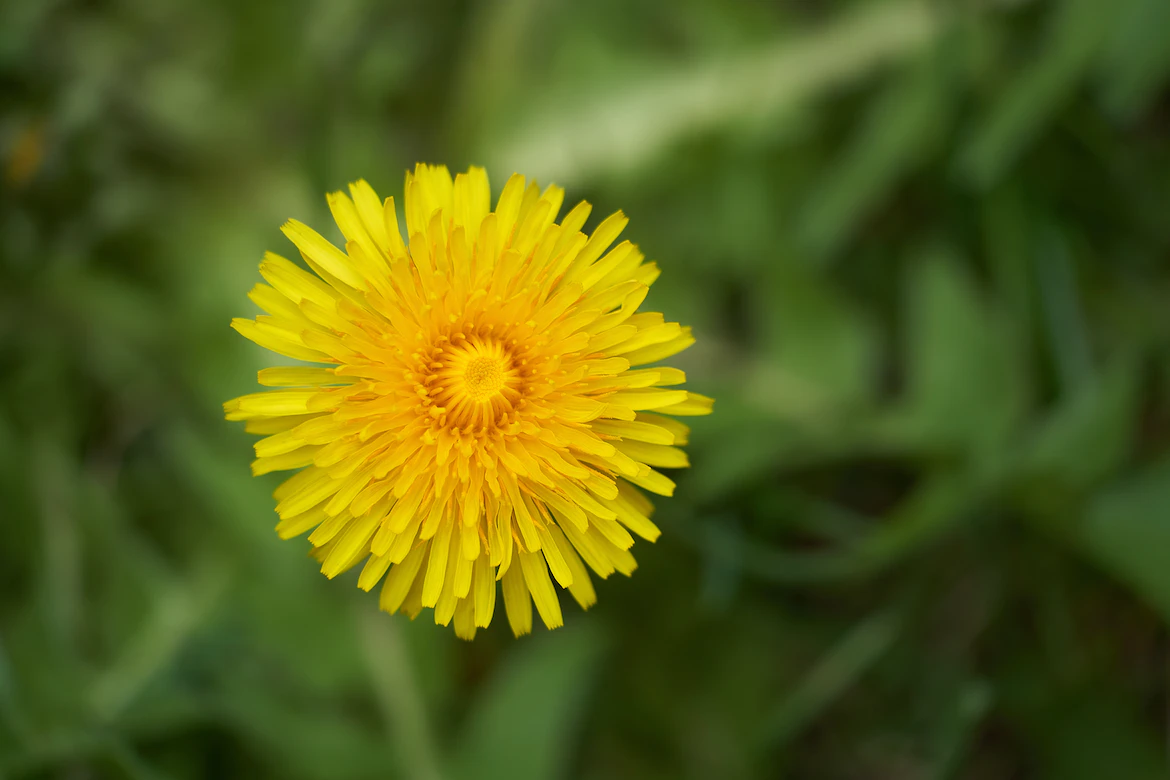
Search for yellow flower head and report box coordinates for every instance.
[225,164,712,639]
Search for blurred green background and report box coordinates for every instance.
[3,0,1170,777]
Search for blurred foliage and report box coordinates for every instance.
[2,0,1170,777]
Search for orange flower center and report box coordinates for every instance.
[427,336,523,431]
[463,355,506,400]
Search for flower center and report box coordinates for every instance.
[425,336,523,431]
[463,355,506,401]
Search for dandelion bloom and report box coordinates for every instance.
[224,164,712,638]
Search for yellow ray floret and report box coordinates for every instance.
[225,163,712,639]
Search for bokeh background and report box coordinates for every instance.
[3,0,1170,777]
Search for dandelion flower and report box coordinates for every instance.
[224,164,712,639]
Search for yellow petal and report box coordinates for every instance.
[380,543,428,614]
[473,555,497,628]
[502,562,533,637]
[281,219,366,290]
[519,550,563,630]
[655,392,715,416]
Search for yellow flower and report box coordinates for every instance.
[225,164,712,638]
